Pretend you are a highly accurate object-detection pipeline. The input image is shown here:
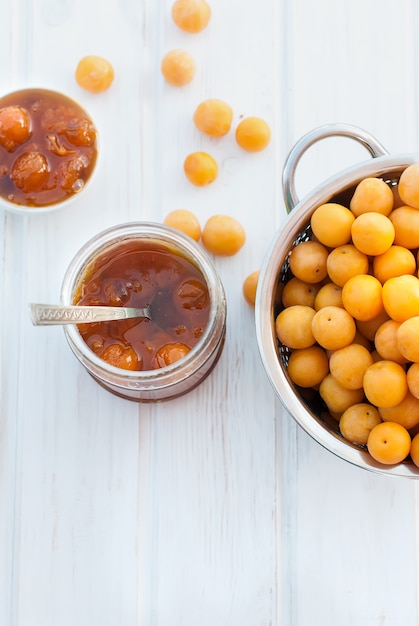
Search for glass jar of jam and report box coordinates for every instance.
[60,222,227,401]
[0,87,98,213]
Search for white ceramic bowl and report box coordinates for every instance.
[0,87,99,214]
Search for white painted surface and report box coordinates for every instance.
[1,1,419,625]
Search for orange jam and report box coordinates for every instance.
[0,88,98,207]
[73,240,211,371]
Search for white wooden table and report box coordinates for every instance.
[1,1,419,624]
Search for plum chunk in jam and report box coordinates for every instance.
[10,151,50,193]
[0,106,31,151]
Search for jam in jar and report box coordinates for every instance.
[73,239,211,372]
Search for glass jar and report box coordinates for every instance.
[61,222,227,401]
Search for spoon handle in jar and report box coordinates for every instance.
[29,304,149,325]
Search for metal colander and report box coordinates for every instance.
[256,123,419,478]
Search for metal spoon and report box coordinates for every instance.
[30,303,151,326]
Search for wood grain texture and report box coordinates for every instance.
[1,1,419,625]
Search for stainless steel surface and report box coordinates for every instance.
[30,303,150,325]
[282,123,390,214]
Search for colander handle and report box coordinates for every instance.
[282,123,390,213]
